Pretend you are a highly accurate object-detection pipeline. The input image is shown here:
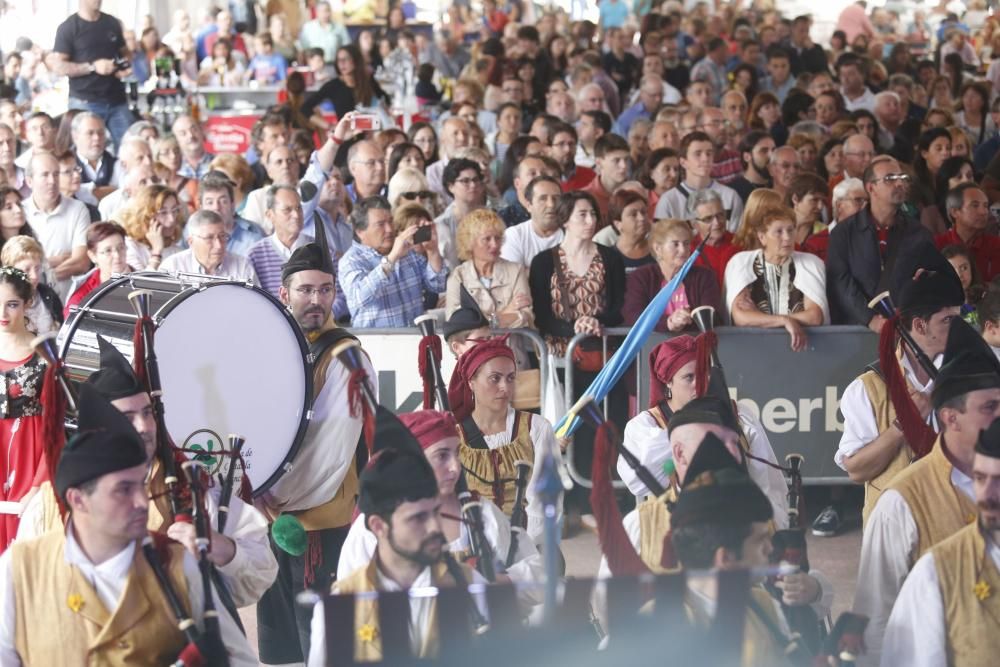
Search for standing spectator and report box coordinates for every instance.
[598,0,629,31]
[826,156,948,327]
[338,196,447,327]
[50,0,135,149]
[298,2,350,63]
[204,10,248,60]
[22,153,90,298]
[690,37,729,106]
[303,45,389,127]
[836,1,876,45]
[171,114,214,180]
[602,28,640,100]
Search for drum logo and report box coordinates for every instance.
[182,429,227,475]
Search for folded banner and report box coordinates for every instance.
[555,236,710,438]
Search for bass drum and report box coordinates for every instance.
[58,272,313,496]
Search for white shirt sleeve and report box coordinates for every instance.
[499,224,524,266]
[70,203,90,249]
[203,485,278,608]
[836,377,879,469]
[618,411,671,498]
[880,551,946,667]
[0,549,20,666]
[740,409,790,530]
[181,551,259,667]
[483,501,544,607]
[307,599,326,667]
[337,514,378,581]
[852,490,918,667]
[527,413,563,543]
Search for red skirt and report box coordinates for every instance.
[0,413,47,551]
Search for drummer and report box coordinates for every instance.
[16,336,278,609]
[256,219,377,664]
[447,337,561,543]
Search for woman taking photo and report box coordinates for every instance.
[608,189,654,274]
[624,219,722,333]
[303,45,390,129]
[446,209,533,329]
[725,207,829,352]
[64,222,130,315]
[0,266,65,550]
[447,337,561,540]
[119,185,185,272]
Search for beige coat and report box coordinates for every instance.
[445,259,534,329]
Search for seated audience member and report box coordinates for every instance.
[392,202,446,312]
[209,153,255,213]
[436,159,488,270]
[198,172,264,257]
[55,151,100,221]
[605,189,654,274]
[0,235,62,333]
[624,219,722,333]
[388,167,439,216]
[726,207,830,351]
[786,172,832,256]
[64,222,131,315]
[500,175,565,269]
[688,189,740,289]
[935,183,1000,282]
[446,209,534,329]
[338,196,447,327]
[0,187,33,249]
[247,185,313,296]
[654,131,745,231]
[160,209,258,281]
[119,184,186,271]
[830,177,868,229]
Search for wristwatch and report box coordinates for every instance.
[86,62,96,74]
[381,256,394,274]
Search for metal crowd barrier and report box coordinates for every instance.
[559,326,878,486]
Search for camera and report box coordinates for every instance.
[112,56,130,73]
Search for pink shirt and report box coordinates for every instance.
[836,5,876,43]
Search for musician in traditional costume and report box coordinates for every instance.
[0,385,256,665]
[337,409,543,606]
[447,336,561,542]
[836,270,965,523]
[620,334,787,527]
[257,218,378,664]
[442,285,492,359]
[306,410,485,665]
[668,436,798,667]
[882,418,1000,666]
[17,335,278,611]
[853,316,1000,665]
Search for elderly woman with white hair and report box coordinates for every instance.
[387,167,440,216]
[830,177,868,229]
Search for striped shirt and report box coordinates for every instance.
[338,241,448,328]
[248,233,312,296]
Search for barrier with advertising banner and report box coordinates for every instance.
[358,326,877,483]
[636,326,877,483]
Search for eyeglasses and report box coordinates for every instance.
[193,232,231,245]
[58,166,83,176]
[871,173,910,185]
[695,212,727,224]
[96,244,127,258]
[352,158,386,169]
[454,177,482,186]
[294,285,335,297]
[401,190,434,200]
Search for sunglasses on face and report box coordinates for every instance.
[401,190,434,200]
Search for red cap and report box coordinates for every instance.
[648,336,698,407]
[447,336,516,421]
[398,410,459,449]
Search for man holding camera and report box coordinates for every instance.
[50,0,134,149]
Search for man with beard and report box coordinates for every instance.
[306,410,484,664]
[0,384,257,665]
[259,220,377,664]
[171,114,214,180]
[548,123,595,192]
[882,417,1000,664]
[728,131,775,204]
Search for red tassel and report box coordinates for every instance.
[347,368,375,453]
[304,530,322,589]
[417,335,442,409]
[694,331,717,398]
[590,422,650,577]
[176,642,206,667]
[39,362,68,520]
[659,530,678,570]
[879,315,936,459]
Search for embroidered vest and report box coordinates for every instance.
[932,523,1000,667]
[858,366,915,524]
[891,438,976,562]
[292,322,363,531]
[11,530,190,666]
[459,411,534,516]
[636,488,677,573]
[334,559,472,663]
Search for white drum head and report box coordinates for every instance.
[156,284,310,493]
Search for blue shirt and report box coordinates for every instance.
[338,241,448,327]
[599,0,629,28]
[613,101,652,138]
[247,53,288,84]
[227,216,266,257]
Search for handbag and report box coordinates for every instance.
[551,248,616,373]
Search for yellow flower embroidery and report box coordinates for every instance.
[357,624,378,643]
[67,594,84,613]
[974,580,992,601]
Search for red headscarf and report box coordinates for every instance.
[398,410,459,449]
[648,336,698,408]
[447,336,516,421]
